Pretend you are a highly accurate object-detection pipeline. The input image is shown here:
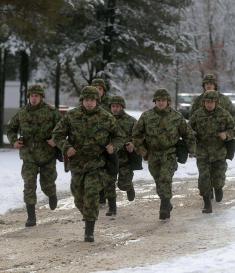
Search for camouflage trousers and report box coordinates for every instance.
[117,165,134,192]
[196,158,227,196]
[103,172,117,200]
[70,168,104,221]
[148,154,177,199]
[21,159,57,205]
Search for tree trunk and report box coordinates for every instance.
[55,59,61,108]
[98,0,116,73]
[175,56,180,110]
[0,48,7,147]
[19,50,29,107]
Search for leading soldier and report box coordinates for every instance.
[52,86,123,242]
[133,88,195,220]
[189,91,234,213]
[7,84,61,227]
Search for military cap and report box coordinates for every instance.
[202,74,217,86]
[109,96,126,108]
[203,91,219,101]
[153,88,171,102]
[27,84,45,97]
[80,86,100,102]
[91,78,107,92]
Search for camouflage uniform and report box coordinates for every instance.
[133,88,195,219]
[189,91,234,212]
[91,78,110,112]
[110,96,137,193]
[7,84,61,227]
[91,78,112,205]
[190,74,235,201]
[52,87,123,222]
[7,86,61,205]
[190,74,235,118]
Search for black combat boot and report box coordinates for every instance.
[215,188,223,202]
[99,189,106,205]
[25,204,36,227]
[127,187,135,201]
[106,198,117,216]
[202,195,212,213]
[49,195,57,210]
[159,198,173,220]
[84,221,95,242]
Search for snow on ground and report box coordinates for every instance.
[1,149,235,215]
[96,242,235,273]
[2,109,235,272]
[95,207,235,273]
[1,149,235,273]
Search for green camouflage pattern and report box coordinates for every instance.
[79,86,100,102]
[189,105,234,196]
[91,78,107,92]
[190,92,235,118]
[52,105,123,220]
[22,160,57,204]
[115,110,136,191]
[202,74,217,89]
[99,95,115,199]
[71,169,104,221]
[103,172,117,199]
[189,106,235,161]
[100,95,111,112]
[203,90,219,100]
[7,102,61,164]
[196,159,227,196]
[109,96,126,108]
[7,102,61,204]
[152,88,171,102]
[148,153,177,199]
[27,84,45,97]
[133,106,195,199]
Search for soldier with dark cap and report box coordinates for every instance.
[91,78,111,205]
[133,88,195,220]
[105,95,138,216]
[7,84,61,227]
[189,91,234,213]
[52,86,123,242]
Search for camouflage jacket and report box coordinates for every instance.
[114,110,137,165]
[190,91,235,118]
[189,106,235,162]
[52,105,124,172]
[100,95,111,112]
[7,102,61,164]
[132,106,195,161]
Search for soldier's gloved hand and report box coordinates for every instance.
[106,143,114,154]
[67,147,76,158]
[218,132,227,141]
[47,138,56,147]
[14,140,24,149]
[126,142,134,153]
